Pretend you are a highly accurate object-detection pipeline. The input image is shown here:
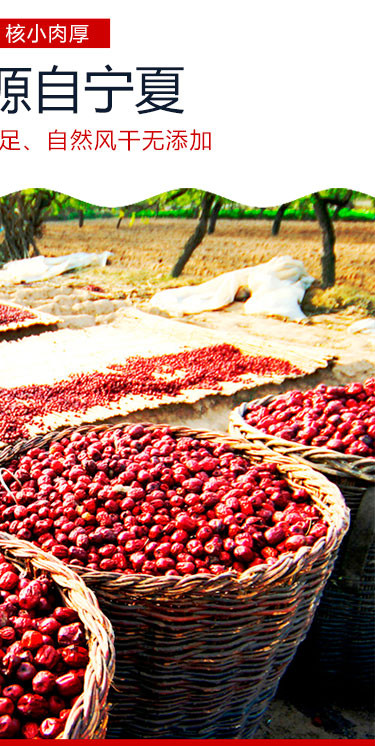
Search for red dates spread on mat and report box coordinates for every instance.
[0,305,35,328]
[245,379,375,457]
[0,344,302,444]
[0,559,88,738]
[0,425,328,577]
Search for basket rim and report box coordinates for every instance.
[230,396,375,483]
[0,421,349,597]
[0,531,115,740]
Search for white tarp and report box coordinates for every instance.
[150,256,314,321]
[150,267,250,317]
[0,252,112,285]
[349,319,375,337]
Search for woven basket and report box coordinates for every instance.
[0,423,349,738]
[230,398,375,696]
[0,532,115,739]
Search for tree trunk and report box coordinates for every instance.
[313,193,335,288]
[207,198,222,234]
[78,209,84,227]
[171,192,215,278]
[0,197,27,260]
[28,239,40,257]
[272,203,289,236]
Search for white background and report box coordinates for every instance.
[0,0,374,207]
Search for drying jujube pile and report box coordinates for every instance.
[244,378,375,457]
[0,425,328,577]
[0,305,35,328]
[0,344,302,444]
[0,558,88,738]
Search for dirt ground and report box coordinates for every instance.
[38,217,375,300]
[0,217,374,740]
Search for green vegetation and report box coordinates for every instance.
[48,198,113,221]
[45,192,375,223]
[127,205,375,221]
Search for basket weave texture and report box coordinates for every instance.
[0,532,115,739]
[0,422,349,738]
[230,398,375,693]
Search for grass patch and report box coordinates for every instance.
[62,265,203,301]
[303,285,375,316]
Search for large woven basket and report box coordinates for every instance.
[0,423,349,738]
[230,397,375,697]
[0,532,115,739]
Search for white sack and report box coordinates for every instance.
[0,252,112,285]
[246,256,313,293]
[244,283,306,321]
[150,267,250,317]
[243,256,314,321]
[348,319,375,335]
[150,255,314,320]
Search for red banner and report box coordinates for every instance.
[0,19,110,48]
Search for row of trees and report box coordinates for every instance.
[115,187,361,286]
[0,188,368,288]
